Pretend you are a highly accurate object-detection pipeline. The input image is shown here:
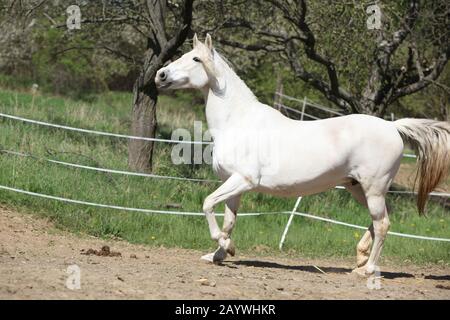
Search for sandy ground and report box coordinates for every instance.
[0,205,449,300]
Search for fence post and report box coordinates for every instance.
[273,73,284,111]
[279,196,302,250]
[300,97,307,121]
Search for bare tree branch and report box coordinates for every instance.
[362,0,420,112]
[393,49,449,99]
[261,0,355,113]
[285,41,357,113]
[53,45,139,65]
[55,16,144,28]
[216,37,284,52]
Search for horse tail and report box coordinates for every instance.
[394,118,450,214]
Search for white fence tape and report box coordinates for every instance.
[274,93,418,159]
[332,184,449,198]
[0,184,448,242]
[0,98,447,245]
[386,189,450,198]
[0,184,281,217]
[279,196,450,245]
[275,103,320,120]
[0,150,220,183]
[2,148,448,197]
[275,92,345,116]
[0,112,211,145]
[0,110,417,158]
[291,211,450,242]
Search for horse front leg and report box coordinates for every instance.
[356,225,374,267]
[200,174,253,263]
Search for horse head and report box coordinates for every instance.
[155,34,220,92]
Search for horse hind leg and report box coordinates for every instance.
[348,178,390,276]
[345,182,374,268]
[221,196,240,256]
[364,194,390,275]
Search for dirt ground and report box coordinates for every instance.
[0,206,449,300]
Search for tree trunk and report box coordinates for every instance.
[128,71,158,172]
[359,96,389,118]
[439,96,448,121]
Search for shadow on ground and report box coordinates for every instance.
[227,260,448,280]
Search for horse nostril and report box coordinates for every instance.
[159,71,166,81]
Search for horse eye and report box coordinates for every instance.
[193,57,201,62]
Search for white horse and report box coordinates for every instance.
[155,34,449,275]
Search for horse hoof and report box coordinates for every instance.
[200,253,215,263]
[352,266,375,277]
[220,238,235,257]
[226,240,235,257]
[356,255,369,268]
[200,247,227,264]
[352,266,369,277]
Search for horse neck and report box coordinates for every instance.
[203,54,257,133]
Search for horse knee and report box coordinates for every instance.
[374,216,390,236]
[367,196,390,234]
[202,197,214,214]
[367,196,386,219]
[210,233,221,241]
[210,230,228,241]
[381,217,390,233]
[222,219,235,234]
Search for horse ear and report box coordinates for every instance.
[193,33,199,48]
[205,33,213,50]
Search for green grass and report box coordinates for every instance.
[0,87,448,266]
